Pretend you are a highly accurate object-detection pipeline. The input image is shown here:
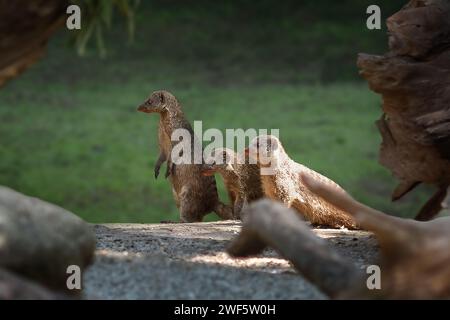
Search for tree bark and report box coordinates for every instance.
[0,0,67,88]
[357,0,450,220]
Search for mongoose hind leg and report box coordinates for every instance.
[233,196,245,220]
[214,201,234,220]
[178,186,203,223]
[165,161,175,179]
[179,206,203,223]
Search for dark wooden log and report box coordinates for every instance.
[357,0,450,220]
[301,173,450,299]
[228,177,450,299]
[227,199,362,298]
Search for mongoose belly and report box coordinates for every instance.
[158,126,172,160]
[169,164,220,218]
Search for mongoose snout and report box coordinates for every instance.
[137,104,150,113]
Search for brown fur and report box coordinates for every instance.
[247,135,358,229]
[202,148,264,219]
[138,90,233,222]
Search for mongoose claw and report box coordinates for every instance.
[154,167,160,179]
[165,163,175,179]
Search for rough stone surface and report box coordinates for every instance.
[84,222,378,299]
[0,186,96,293]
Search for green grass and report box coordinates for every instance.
[0,0,434,222]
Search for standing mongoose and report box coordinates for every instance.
[245,135,357,229]
[137,90,233,222]
[201,148,264,219]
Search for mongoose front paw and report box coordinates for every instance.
[154,167,160,179]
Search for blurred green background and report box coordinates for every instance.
[0,0,436,223]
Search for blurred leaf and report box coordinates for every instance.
[100,0,113,28]
[69,0,140,57]
[74,15,96,56]
[95,23,106,58]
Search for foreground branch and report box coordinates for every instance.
[227,200,362,298]
[357,0,450,220]
[302,173,450,299]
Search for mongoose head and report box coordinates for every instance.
[245,135,283,167]
[137,90,179,114]
[202,148,237,176]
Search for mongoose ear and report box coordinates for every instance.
[159,92,165,104]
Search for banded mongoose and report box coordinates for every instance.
[137,90,233,222]
[245,135,357,229]
[202,147,264,219]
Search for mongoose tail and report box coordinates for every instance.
[300,173,424,247]
[414,185,449,221]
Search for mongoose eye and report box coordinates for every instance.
[159,93,165,104]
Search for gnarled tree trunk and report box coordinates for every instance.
[357,0,450,220]
[0,1,68,88]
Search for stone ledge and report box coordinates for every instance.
[84,222,378,299]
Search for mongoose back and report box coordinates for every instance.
[202,148,264,218]
[246,135,358,229]
[137,90,233,222]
